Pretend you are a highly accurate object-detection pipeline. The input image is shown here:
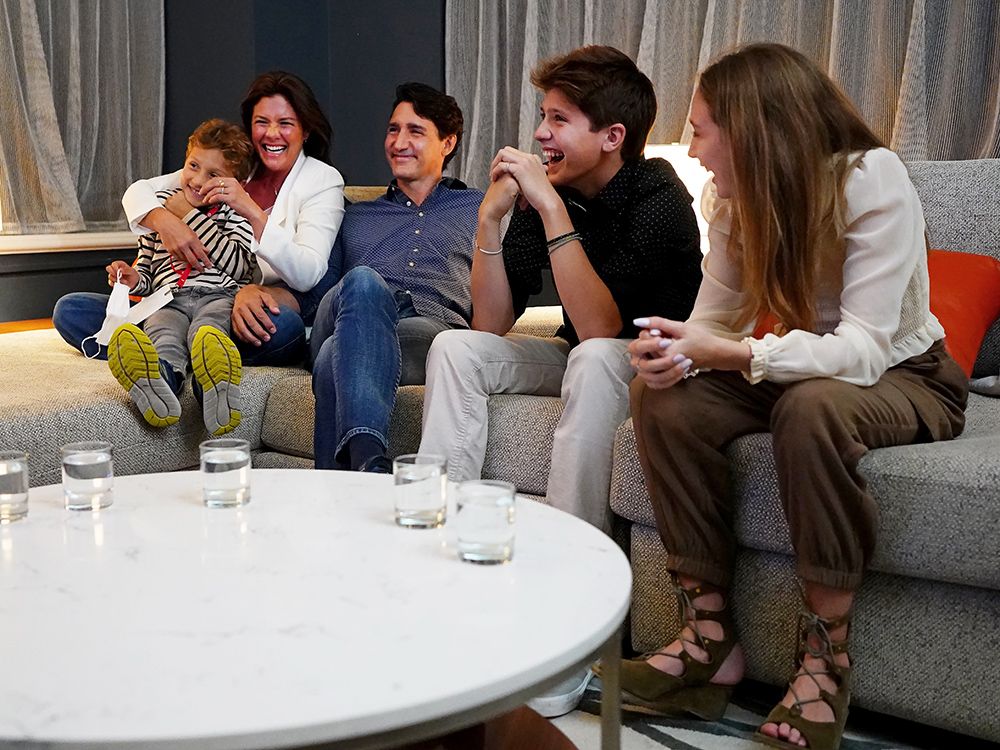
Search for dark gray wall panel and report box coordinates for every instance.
[0,249,134,322]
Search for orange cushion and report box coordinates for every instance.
[927,249,1000,377]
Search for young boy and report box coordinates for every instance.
[107,119,256,436]
[417,46,704,715]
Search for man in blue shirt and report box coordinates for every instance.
[310,83,482,473]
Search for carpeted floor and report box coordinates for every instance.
[551,679,997,750]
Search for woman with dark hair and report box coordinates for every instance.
[54,70,345,366]
[612,44,967,750]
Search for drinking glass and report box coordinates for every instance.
[454,480,516,564]
[61,441,114,511]
[200,438,251,508]
[393,454,447,528]
[0,451,29,523]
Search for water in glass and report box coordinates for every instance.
[0,453,29,523]
[394,455,446,528]
[201,449,251,508]
[455,481,515,564]
[62,451,114,510]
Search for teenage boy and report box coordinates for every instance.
[418,45,702,715]
[105,119,255,436]
[310,83,482,473]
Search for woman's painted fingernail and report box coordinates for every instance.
[658,338,671,348]
[682,358,694,369]
[672,354,686,364]
[633,317,650,327]
[649,328,661,336]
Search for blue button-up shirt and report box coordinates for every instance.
[330,178,483,329]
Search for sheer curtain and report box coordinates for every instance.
[0,0,164,234]
[446,0,1000,188]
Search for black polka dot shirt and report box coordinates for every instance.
[502,157,703,346]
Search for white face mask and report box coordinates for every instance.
[81,271,133,357]
[81,271,176,358]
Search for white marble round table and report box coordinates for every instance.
[0,469,631,749]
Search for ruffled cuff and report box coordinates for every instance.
[742,336,768,384]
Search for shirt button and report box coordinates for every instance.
[412,248,419,253]
[406,201,412,207]
[415,229,421,235]
[418,211,424,217]
[408,261,415,267]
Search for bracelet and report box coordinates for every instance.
[546,231,582,255]
[477,244,503,256]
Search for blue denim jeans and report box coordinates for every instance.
[52,290,307,366]
[310,266,451,470]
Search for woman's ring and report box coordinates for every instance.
[219,179,224,188]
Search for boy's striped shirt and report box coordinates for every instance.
[132,188,257,296]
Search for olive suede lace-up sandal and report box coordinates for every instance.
[754,607,852,750]
[595,577,739,720]
[191,326,242,436]
[108,324,181,428]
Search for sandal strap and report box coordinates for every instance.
[667,576,736,680]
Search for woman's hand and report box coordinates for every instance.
[629,324,694,389]
[231,284,281,346]
[142,207,213,271]
[204,177,266,234]
[106,260,139,291]
[490,147,560,215]
[629,316,753,388]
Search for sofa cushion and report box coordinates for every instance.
[481,394,563,495]
[260,377,424,459]
[0,329,295,487]
[611,392,1000,589]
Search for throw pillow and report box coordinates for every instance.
[927,249,1000,377]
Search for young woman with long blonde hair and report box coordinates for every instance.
[616,43,968,750]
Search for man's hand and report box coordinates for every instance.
[142,207,213,272]
[490,147,561,215]
[231,284,281,346]
[106,260,140,290]
[479,173,521,225]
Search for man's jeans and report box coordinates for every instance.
[311,266,451,470]
[52,291,307,366]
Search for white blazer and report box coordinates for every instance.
[122,152,345,292]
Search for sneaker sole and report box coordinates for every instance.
[191,326,242,436]
[108,324,180,428]
[527,670,594,718]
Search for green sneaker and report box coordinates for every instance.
[191,326,242,436]
[108,324,181,427]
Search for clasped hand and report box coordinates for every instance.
[629,317,710,389]
[480,147,560,222]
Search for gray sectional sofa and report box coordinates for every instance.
[1,160,997,743]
